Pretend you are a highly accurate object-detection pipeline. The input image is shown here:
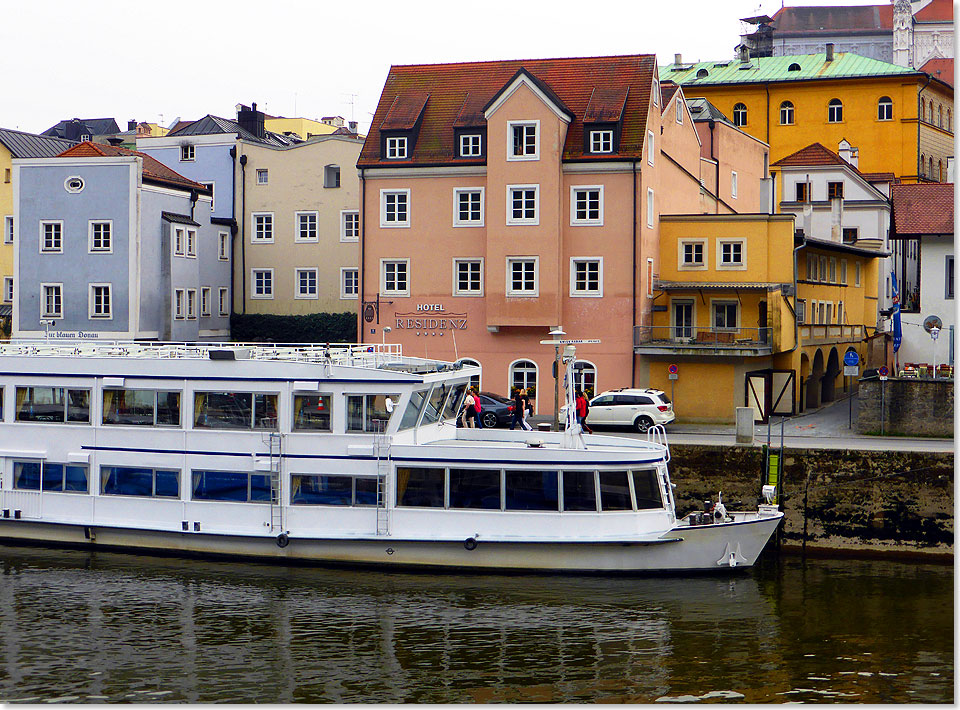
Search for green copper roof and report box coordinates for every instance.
[661,52,920,86]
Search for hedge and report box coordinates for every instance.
[230,312,357,344]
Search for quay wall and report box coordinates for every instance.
[855,378,954,437]
[669,444,954,558]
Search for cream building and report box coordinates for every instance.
[235,134,363,316]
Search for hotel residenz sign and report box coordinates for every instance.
[395,304,467,335]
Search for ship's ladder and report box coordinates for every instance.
[373,421,392,536]
[268,432,283,533]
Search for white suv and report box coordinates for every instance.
[585,388,675,433]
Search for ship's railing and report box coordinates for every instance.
[0,340,410,368]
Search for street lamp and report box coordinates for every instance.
[549,326,566,431]
[930,325,940,377]
[382,325,391,345]
[39,319,54,340]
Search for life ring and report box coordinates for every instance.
[464,537,478,551]
[276,532,290,548]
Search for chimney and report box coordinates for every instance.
[237,102,266,139]
[127,120,137,131]
[838,140,859,168]
[348,121,358,133]
[739,45,750,63]
[674,53,682,65]
[826,43,835,61]
[107,137,124,146]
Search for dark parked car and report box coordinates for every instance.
[458,391,515,428]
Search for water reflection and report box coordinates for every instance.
[0,546,952,703]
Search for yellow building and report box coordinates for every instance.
[0,128,76,335]
[663,50,953,183]
[264,117,346,140]
[637,213,881,422]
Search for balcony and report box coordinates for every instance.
[634,326,773,356]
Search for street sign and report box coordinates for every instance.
[879,375,888,381]
[668,373,678,380]
[539,338,602,345]
[879,366,889,376]
[844,364,859,376]
[843,350,859,367]
[668,364,678,374]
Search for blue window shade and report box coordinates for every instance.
[354,478,378,506]
[396,467,445,507]
[101,466,178,497]
[505,470,559,511]
[449,468,500,510]
[192,470,270,503]
[13,461,40,490]
[292,474,352,505]
[155,470,179,498]
[250,474,271,502]
[64,466,88,493]
[42,463,65,491]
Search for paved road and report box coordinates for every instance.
[532,395,956,453]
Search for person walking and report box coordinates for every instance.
[520,388,533,430]
[575,390,593,434]
[510,387,525,430]
[473,390,484,429]
[461,390,477,428]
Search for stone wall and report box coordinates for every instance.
[855,378,954,437]
[669,444,953,558]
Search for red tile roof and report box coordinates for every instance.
[658,82,680,115]
[914,0,953,22]
[771,4,893,33]
[772,142,848,167]
[891,183,954,235]
[57,141,208,192]
[920,57,953,87]
[858,171,897,183]
[358,54,656,167]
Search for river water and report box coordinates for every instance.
[0,545,952,703]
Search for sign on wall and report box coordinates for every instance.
[395,304,468,336]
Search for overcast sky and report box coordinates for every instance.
[2,0,892,137]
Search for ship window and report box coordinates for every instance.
[102,389,181,427]
[193,392,278,430]
[562,470,598,512]
[505,470,559,511]
[420,385,449,426]
[290,474,378,506]
[14,461,88,493]
[599,471,633,511]
[192,470,271,503]
[292,394,332,432]
[101,466,179,498]
[15,387,89,424]
[448,468,501,509]
[398,389,428,430]
[441,384,467,421]
[632,469,663,509]
[396,466,445,507]
[346,394,397,433]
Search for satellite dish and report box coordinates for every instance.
[923,315,943,333]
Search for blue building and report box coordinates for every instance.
[13,142,230,341]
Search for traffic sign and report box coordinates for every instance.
[539,338,602,345]
[879,366,889,376]
[843,365,859,376]
[668,364,678,374]
[843,350,859,367]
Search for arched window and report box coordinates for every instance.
[877,96,893,121]
[828,99,843,123]
[779,101,794,125]
[732,102,747,127]
[788,62,802,72]
[938,160,943,182]
[929,100,934,122]
[929,156,934,179]
[920,154,925,177]
[456,358,481,390]
[938,105,943,127]
[948,108,952,132]
[696,68,708,79]
[509,360,538,404]
[572,361,597,399]
[921,102,926,122]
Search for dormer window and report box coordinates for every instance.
[459,133,482,157]
[589,130,613,153]
[386,136,408,159]
[788,63,802,72]
[509,122,539,160]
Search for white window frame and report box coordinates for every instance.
[453,258,484,296]
[88,220,112,253]
[380,189,410,228]
[590,130,613,153]
[256,168,269,185]
[186,228,197,258]
[570,257,603,297]
[570,186,603,226]
[646,258,654,298]
[294,267,319,299]
[295,211,319,243]
[3,215,13,244]
[711,298,739,331]
[173,227,185,256]
[385,136,408,159]
[676,98,684,124]
[506,184,539,226]
[731,171,738,199]
[252,212,274,243]
[780,101,794,125]
[828,99,843,123]
[251,268,274,299]
[2,276,11,303]
[218,287,229,316]
[340,268,359,300]
[88,283,112,320]
[855,262,862,287]
[40,283,63,319]
[340,210,360,242]
[646,188,654,229]
[174,288,185,320]
[459,133,482,157]
[507,121,539,161]
[200,287,211,317]
[647,130,655,166]
[506,256,539,297]
[828,257,837,283]
[678,239,707,270]
[179,144,195,162]
[40,220,63,254]
[186,288,197,320]
[717,238,746,270]
[218,232,229,261]
[201,182,215,211]
[380,259,410,297]
[509,360,539,409]
[453,188,485,227]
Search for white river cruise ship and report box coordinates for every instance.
[0,341,782,573]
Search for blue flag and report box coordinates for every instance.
[891,271,902,353]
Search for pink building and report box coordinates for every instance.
[356,56,705,414]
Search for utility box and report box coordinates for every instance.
[735,407,755,444]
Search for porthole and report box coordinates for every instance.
[64,176,85,193]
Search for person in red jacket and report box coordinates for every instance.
[575,390,593,434]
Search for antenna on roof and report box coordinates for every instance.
[342,93,358,122]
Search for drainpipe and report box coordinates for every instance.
[785,234,805,355]
[359,167,366,344]
[239,152,247,315]
[917,74,933,181]
[631,160,638,387]
[765,82,771,146]
[709,119,719,213]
